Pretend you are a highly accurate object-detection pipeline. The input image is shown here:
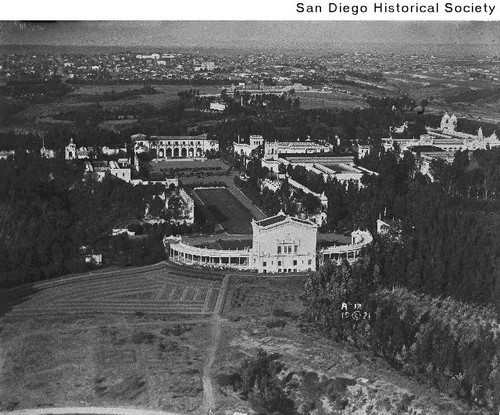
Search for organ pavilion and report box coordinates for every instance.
[164,212,372,273]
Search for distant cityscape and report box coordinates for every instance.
[2,47,499,86]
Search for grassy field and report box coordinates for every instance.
[2,84,222,132]
[0,263,486,414]
[0,262,224,412]
[194,188,255,235]
[70,84,221,97]
[297,90,369,110]
[211,275,486,415]
[63,84,222,110]
[148,159,228,172]
[0,263,223,318]
[0,315,208,412]
[223,274,306,317]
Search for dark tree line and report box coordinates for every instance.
[302,260,500,412]
[219,350,297,415]
[0,153,174,287]
[431,148,500,200]
[301,141,500,412]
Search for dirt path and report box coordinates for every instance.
[201,315,223,414]
[200,275,230,414]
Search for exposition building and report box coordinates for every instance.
[132,133,219,159]
[384,112,500,153]
[164,212,372,273]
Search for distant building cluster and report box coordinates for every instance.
[64,138,95,160]
[209,102,227,112]
[233,135,331,161]
[233,135,377,225]
[84,159,132,183]
[384,112,500,153]
[233,136,374,185]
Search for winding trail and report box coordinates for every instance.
[0,267,233,415]
[200,275,231,414]
[201,314,223,414]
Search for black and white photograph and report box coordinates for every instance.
[0,17,500,415]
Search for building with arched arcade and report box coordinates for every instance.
[383,112,500,153]
[132,133,219,159]
[164,213,372,273]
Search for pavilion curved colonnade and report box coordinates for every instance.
[165,237,252,270]
[317,230,373,266]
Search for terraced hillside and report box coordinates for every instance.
[0,262,225,318]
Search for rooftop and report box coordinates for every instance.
[274,141,329,148]
[131,133,208,141]
[255,214,316,228]
[256,214,287,227]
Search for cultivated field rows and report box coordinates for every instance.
[1,262,224,318]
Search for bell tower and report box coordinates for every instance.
[65,138,76,160]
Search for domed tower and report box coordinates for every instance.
[478,127,484,141]
[264,140,279,160]
[449,114,458,132]
[65,138,76,160]
[440,112,450,130]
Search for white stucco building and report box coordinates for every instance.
[65,138,94,160]
[384,112,500,153]
[233,135,265,159]
[264,139,331,160]
[210,102,226,112]
[84,160,132,182]
[251,214,318,273]
[132,133,219,159]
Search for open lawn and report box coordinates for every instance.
[297,90,369,110]
[148,159,228,173]
[0,316,209,412]
[212,274,485,415]
[0,264,484,415]
[0,262,224,318]
[0,262,225,412]
[223,274,306,317]
[70,84,221,98]
[194,188,255,234]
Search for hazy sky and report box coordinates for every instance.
[1,21,499,50]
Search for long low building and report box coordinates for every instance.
[164,213,372,273]
[385,112,500,153]
[233,136,331,163]
[132,133,219,159]
[317,230,373,266]
[261,155,376,186]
